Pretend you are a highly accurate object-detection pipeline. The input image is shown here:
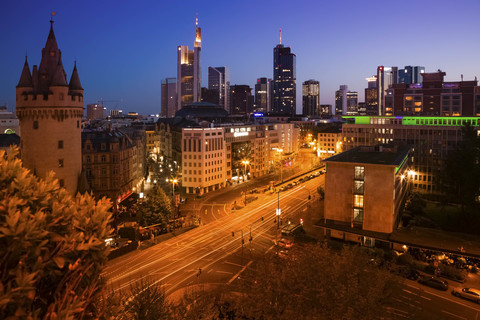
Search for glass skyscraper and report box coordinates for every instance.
[273,44,296,115]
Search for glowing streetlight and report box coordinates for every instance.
[276,148,283,182]
[241,160,250,181]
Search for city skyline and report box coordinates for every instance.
[1,0,480,115]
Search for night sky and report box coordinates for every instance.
[1,0,480,115]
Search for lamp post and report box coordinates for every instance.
[166,178,179,226]
[277,149,283,183]
[276,191,281,230]
[241,160,250,182]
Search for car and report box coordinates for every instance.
[452,288,480,304]
[418,276,448,291]
[314,172,320,177]
[279,186,286,192]
[275,238,294,249]
[287,183,293,189]
[393,266,420,280]
[298,178,304,183]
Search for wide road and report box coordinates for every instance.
[103,174,322,297]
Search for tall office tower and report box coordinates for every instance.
[230,85,252,115]
[398,66,425,84]
[254,77,271,113]
[16,21,83,194]
[302,80,320,117]
[208,66,230,110]
[161,77,177,117]
[365,76,378,115]
[177,18,202,110]
[335,85,348,115]
[377,66,396,115]
[273,31,296,115]
[201,87,219,104]
[346,91,358,115]
[86,104,107,120]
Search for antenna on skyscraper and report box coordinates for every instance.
[196,13,198,26]
[279,28,282,44]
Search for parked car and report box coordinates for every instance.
[393,266,420,280]
[314,172,320,177]
[279,186,286,192]
[451,287,480,304]
[275,238,294,249]
[298,178,304,183]
[287,183,293,189]
[418,276,448,291]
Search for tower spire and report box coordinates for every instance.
[194,14,201,48]
[279,28,282,44]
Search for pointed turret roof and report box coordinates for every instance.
[17,56,33,88]
[50,59,68,87]
[69,61,83,90]
[45,20,59,52]
[38,20,63,92]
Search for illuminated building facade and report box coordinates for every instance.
[254,77,271,113]
[335,85,348,115]
[317,126,343,158]
[273,37,296,115]
[208,66,230,111]
[346,91,358,115]
[302,80,320,117]
[342,116,480,193]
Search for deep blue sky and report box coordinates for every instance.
[1,0,480,115]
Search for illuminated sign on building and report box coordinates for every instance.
[254,112,264,117]
[234,132,249,137]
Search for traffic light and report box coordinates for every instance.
[308,195,311,200]
[249,236,252,242]
[261,216,264,221]
[232,231,235,237]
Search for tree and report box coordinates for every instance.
[0,148,112,319]
[317,186,325,200]
[438,124,480,211]
[137,185,173,227]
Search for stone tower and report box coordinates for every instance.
[16,21,83,194]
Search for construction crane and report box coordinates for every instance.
[96,98,122,108]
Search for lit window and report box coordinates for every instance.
[354,195,364,208]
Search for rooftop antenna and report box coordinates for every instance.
[196,12,198,26]
[50,11,56,23]
[279,28,282,44]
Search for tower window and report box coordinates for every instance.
[77,120,80,128]
[58,159,64,167]
[59,93,64,101]
[33,121,39,129]
[59,179,64,187]
[58,140,64,149]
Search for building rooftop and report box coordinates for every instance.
[325,144,410,166]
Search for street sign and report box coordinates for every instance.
[276,208,281,216]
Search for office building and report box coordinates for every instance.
[341,115,480,193]
[208,66,230,110]
[317,125,343,158]
[302,80,320,117]
[16,21,83,194]
[201,87,219,105]
[335,85,348,115]
[322,144,411,243]
[230,85,253,115]
[254,77,271,113]
[320,104,332,116]
[177,18,202,110]
[273,34,296,115]
[161,77,177,117]
[86,104,107,120]
[346,91,358,115]
[365,76,378,115]
[398,66,425,84]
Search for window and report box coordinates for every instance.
[58,140,64,149]
[353,194,364,208]
[354,180,364,194]
[58,159,64,167]
[354,166,365,180]
[33,121,39,129]
[86,156,91,163]
[101,155,106,162]
[353,208,363,223]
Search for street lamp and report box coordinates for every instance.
[166,178,179,228]
[241,160,250,182]
[276,191,281,230]
[277,149,283,183]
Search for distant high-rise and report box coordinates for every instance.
[230,85,252,115]
[335,85,348,115]
[254,77,271,113]
[365,76,378,115]
[302,80,320,117]
[320,104,332,116]
[161,77,177,117]
[208,66,230,110]
[398,66,425,84]
[201,87,219,105]
[273,31,296,115]
[86,104,107,120]
[346,91,358,115]
[177,18,201,110]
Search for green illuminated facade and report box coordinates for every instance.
[343,116,480,127]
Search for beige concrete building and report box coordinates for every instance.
[317,126,343,159]
[182,127,226,194]
[323,145,411,245]
[16,21,83,194]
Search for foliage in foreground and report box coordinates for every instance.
[0,149,112,319]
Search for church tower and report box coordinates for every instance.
[16,20,83,194]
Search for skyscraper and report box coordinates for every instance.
[161,77,177,117]
[273,31,296,115]
[302,80,320,117]
[254,77,271,113]
[335,85,348,115]
[208,66,230,110]
[177,18,201,110]
[346,91,358,115]
[398,66,425,84]
[16,21,83,194]
[365,76,378,115]
[230,85,252,115]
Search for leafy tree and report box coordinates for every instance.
[137,186,173,227]
[438,124,480,211]
[0,148,112,319]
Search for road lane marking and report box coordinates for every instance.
[441,310,467,320]
[402,289,413,294]
[216,270,234,274]
[405,283,480,312]
[227,260,253,285]
[223,261,244,268]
